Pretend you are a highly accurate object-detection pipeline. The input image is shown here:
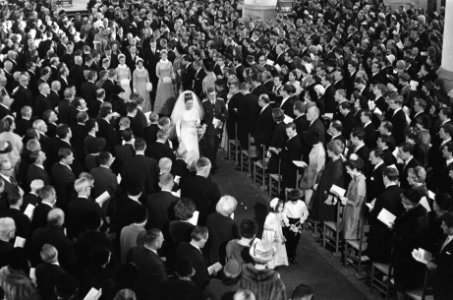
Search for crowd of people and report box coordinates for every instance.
[0,0,452,299]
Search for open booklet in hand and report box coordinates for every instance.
[208,262,223,275]
[95,191,110,206]
[293,160,307,168]
[329,185,346,198]
[412,248,432,265]
[83,288,102,300]
[377,208,396,228]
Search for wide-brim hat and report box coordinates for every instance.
[287,189,303,201]
[249,239,276,264]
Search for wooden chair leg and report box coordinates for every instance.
[322,224,327,248]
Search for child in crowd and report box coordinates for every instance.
[283,189,309,264]
[262,198,288,269]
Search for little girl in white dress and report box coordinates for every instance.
[262,198,289,269]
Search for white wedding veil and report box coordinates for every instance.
[170,90,204,125]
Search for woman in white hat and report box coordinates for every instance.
[262,198,288,269]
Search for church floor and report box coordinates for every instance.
[212,151,383,300]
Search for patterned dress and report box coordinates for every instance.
[155,59,175,114]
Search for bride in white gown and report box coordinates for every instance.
[171,91,204,166]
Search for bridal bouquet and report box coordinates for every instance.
[196,123,207,140]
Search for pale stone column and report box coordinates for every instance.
[437,0,453,92]
[243,0,277,19]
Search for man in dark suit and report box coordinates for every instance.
[279,84,296,118]
[97,102,118,151]
[180,157,220,226]
[349,128,371,174]
[127,229,168,300]
[236,83,260,149]
[35,244,67,300]
[389,95,408,146]
[366,167,404,263]
[431,212,453,299]
[31,186,56,230]
[122,138,159,196]
[15,106,34,137]
[193,60,206,97]
[26,150,50,187]
[66,177,104,239]
[113,129,135,174]
[280,123,303,191]
[397,143,420,189]
[376,135,397,166]
[302,106,326,147]
[11,73,34,115]
[201,88,228,171]
[144,40,161,104]
[0,217,15,268]
[145,173,178,231]
[360,110,377,149]
[322,74,336,114]
[175,226,210,290]
[254,94,275,151]
[102,70,118,103]
[90,151,118,200]
[0,188,31,239]
[0,94,13,120]
[147,129,175,163]
[50,148,76,209]
[0,160,19,202]
[81,71,98,116]
[34,83,52,118]
[181,56,196,92]
[367,149,386,202]
[27,208,77,273]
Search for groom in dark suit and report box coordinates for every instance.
[201,88,227,172]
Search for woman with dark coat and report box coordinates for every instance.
[310,139,345,223]
[392,188,429,299]
[206,195,240,264]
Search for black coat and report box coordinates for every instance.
[392,205,428,291]
[363,123,377,149]
[66,197,104,239]
[180,174,220,226]
[280,135,303,189]
[390,109,408,146]
[31,203,52,230]
[113,144,134,174]
[433,236,453,299]
[165,278,205,300]
[366,163,385,202]
[206,212,239,265]
[176,242,210,290]
[280,97,296,119]
[127,246,168,300]
[0,208,31,239]
[366,185,404,263]
[254,105,275,147]
[121,154,159,195]
[11,85,34,115]
[117,196,145,232]
[26,225,77,272]
[146,142,175,163]
[26,164,50,188]
[50,162,75,209]
[35,262,67,299]
[145,191,178,230]
[34,94,52,118]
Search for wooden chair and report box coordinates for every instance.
[268,160,281,197]
[344,223,370,274]
[253,145,267,187]
[228,124,239,164]
[322,201,343,255]
[370,262,393,299]
[240,134,253,174]
[404,268,434,300]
